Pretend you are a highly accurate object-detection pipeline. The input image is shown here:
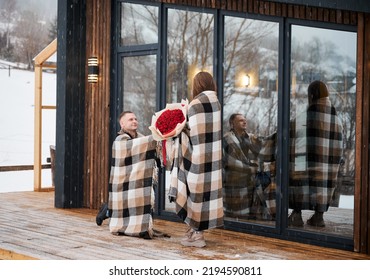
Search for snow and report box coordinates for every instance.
[0,67,56,192]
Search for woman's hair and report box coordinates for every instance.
[308,80,329,101]
[192,71,217,98]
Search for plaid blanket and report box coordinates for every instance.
[223,131,277,219]
[168,91,224,231]
[289,97,343,212]
[108,133,158,237]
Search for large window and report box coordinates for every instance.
[122,55,157,135]
[120,3,158,46]
[166,8,214,103]
[289,25,356,237]
[222,16,279,226]
[119,3,159,135]
[164,7,215,212]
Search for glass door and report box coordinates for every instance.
[222,15,279,228]
[288,25,356,239]
[164,7,215,212]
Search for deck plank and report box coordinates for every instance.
[0,191,368,260]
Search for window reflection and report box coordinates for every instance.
[167,9,214,103]
[165,8,215,212]
[289,26,356,237]
[120,3,158,46]
[122,55,156,135]
[223,17,279,224]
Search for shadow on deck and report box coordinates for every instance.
[0,191,369,260]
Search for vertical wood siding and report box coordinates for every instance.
[85,0,111,208]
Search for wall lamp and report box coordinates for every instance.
[88,57,99,83]
[243,74,250,87]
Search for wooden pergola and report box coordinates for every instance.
[33,39,57,192]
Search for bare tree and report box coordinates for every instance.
[13,10,48,69]
[48,15,57,42]
[0,0,16,48]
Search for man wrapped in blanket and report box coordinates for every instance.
[223,113,277,220]
[96,111,161,239]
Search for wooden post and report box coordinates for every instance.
[33,39,57,192]
[34,64,42,191]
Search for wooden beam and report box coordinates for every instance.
[34,39,57,66]
[0,248,38,260]
[33,39,57,192]
[42,105,57,110]
[34,65,42,192]
[0,164,51,172]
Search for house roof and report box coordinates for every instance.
[272,0,370,13]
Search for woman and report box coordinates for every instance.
[289,80,343,227]
[168,71,224,247]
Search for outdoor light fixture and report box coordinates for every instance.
[243,74,250,87]
[88,57,99,83]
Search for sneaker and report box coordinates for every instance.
[139,230,153,239]
[96,203,108,226]
[181,227,194,241]
[307,212,325,227]
[288,210,304,227]
[180,230,206,248]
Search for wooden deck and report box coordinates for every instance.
[0,191,369,260]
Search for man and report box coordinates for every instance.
[96,111,157,238]
[223,114,277,220]
[95,111,143,226]
[222,114,259,219]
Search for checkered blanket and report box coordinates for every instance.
[223,131,277,219]
[108,134,157,237]
[289,97,343,212]
[168,91,224,231]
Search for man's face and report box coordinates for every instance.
[233,115,247,131]
[119,113,138,133]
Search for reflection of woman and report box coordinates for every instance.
[223,114,260,219]
[289,80,344,227]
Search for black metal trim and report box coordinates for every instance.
[271,0,370,14]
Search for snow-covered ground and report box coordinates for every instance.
[0,67,56,192]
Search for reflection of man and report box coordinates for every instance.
[223,114,259,219]
[96,111,159,239]
[289,81,344,227]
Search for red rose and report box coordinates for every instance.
[155,109,185,135]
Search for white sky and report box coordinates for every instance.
[292,25,357,60]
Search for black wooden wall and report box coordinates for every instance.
[55,0,86,208]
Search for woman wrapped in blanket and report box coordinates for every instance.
[168,71,224,247]
[288,80,344,227]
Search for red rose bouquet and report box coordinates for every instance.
[149,99,188,166]
[149,99,188,141]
